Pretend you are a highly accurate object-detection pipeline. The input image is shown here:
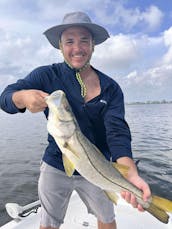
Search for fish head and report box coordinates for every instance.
[46,90,74,122]
[45,90,76,139]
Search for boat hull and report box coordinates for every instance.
[1,192,172,229]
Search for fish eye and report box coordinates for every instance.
[64,104,71,112]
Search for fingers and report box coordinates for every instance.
[39,91,49,99]
[122,173,152,212]
[28,96,47,113]
[28,100,46,112]
[137,204,145,212]
[121,191,137,208]
[142,184,151,202]
[23,90,49,113]
[121,191,145,212]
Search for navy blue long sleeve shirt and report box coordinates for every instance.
[0,62,132,173]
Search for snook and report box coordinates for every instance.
[45,90,172,224]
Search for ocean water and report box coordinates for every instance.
[0,104,172,226]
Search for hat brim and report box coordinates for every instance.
[43,23,110,49]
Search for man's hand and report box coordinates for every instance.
[121,175,151,211]
[12,89,49,113]
[117,157,151,211]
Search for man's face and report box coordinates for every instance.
[60,26,94,69]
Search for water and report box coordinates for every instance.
[0,111,48,225]
[0,104,172,226]
[126,104,172,198]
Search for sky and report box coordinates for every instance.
[0,0,172,102]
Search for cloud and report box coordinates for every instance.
[0,28,63,93]
[92,34,139,74]
[116,30,172,102]
[0,25,171,102]
[92,2,163,33]
[92,32,164,75]
[0,0,171,102]
[141,5,164,32]
[91,26,172,102]
[162,27,172,64]
[0,1,164,34]
[122,64,172,102]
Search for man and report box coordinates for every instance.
[0,12,151,229]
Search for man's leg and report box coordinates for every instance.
[38,162,73,229]
[40,226,59,229]
[97,220,117,229]
[74,177,116,228]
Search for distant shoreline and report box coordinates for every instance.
[126,100,172,105]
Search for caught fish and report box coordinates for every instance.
[45,90,172,224]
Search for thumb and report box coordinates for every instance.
[38,91,49,98]
[142,183,151,202]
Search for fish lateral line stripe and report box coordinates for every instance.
[77,133,141,198]
[57,118,73,123]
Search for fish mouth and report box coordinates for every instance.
[45,90,65,109]
[46,90,73,122]
[49,90,65,108]
[52,91,65,108]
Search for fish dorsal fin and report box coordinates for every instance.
[112,162,129,178]
[62,154,75,177]
[104,191,119,205]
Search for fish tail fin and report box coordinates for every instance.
[146,202,169,224]
[152,195,172,212]
[146,195,172,224]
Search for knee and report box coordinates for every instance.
[40,226,59,229]
[97,219,117,229]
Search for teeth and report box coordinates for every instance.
[72,54,83,57]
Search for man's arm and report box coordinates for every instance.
[12,89,49,113]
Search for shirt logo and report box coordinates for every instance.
[100,99,107,104]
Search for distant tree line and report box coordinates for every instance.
[126,100,172,105]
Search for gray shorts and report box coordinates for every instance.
[38,162,115,228]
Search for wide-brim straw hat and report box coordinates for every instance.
[44,11,110,49]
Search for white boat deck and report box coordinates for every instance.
[1,192,172,229]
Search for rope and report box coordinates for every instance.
[75,71,87,97]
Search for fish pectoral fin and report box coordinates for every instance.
[104,191,119,205]
[63,141,80,159]
[152,195,172,212]
[62,154,75,177]
[112,162,129,178]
